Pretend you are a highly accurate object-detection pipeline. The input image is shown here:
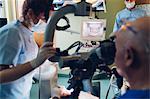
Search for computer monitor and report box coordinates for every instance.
[81,19,106,41]
[53,0,64,10]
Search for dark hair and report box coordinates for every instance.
[22,0,48,18]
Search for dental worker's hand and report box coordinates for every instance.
[78,91,99,99]
[50,63,72,98]
[51,85,73,99]
[59,86,73,96]
[30,42,56,68]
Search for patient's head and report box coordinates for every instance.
[114,17,150,89]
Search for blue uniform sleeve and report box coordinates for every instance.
[113,13,121,32]
[0,27,23,65]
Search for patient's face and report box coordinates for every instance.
[114,30,127,77]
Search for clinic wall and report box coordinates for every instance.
[0,0,6,18]
[2,0,17,22]
[96,0,125,38]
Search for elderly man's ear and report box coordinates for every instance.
[125,46,134,67]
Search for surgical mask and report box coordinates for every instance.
[31,20,47,32]
[30,21,35,27]
[30,19,40,29]
[124,1,135,9]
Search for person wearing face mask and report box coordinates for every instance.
[0,0,60,99]
[113,0,150,32]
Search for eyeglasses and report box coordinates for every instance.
[125,0,135,2]
[120,23,150,54]
[120,23,138,35]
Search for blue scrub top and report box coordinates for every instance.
[113,7,147,32]
[0,20,38,99]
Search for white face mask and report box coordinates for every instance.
[124,1,135,9]
[30,18,40,28]
[31,20,47,32]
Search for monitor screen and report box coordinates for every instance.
[52,0,106,12]
[92,0,106,12]
[53,0,64,4]
[81,19,106,41]
[53,0,64,10]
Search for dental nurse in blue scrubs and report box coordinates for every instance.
[0,0,56,99]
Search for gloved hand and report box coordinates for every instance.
[51,85,73,99]
[30,42,56,68]
[78,91,99,99]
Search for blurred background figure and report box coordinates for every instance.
[113,0,150,32]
